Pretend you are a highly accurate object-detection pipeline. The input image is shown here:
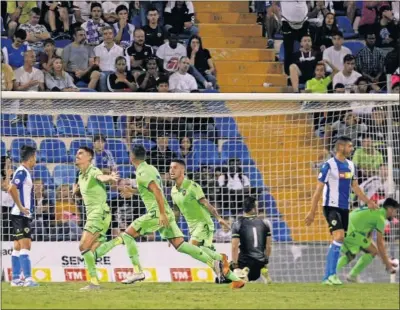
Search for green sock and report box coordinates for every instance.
[177,242,214,268]
[336,255,350,274]
[225,270,241,282]
[94,236,123,259]
[349,253,374,277]
[82,250,98,281]
[200,246,223,261]
[121,233,142,273]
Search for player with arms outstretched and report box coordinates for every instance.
[75,146,121,290]
[336,198,399,282]
[169,159,245,287]
[305,136,378,285]
[8,145,38,287]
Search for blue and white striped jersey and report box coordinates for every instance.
[10,165,34,218]
[318,157,356,210]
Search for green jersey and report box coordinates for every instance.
[78,165,109,212]
[136,161,171,213]
[171,178,214,229]
[348,207,387,235]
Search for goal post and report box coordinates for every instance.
[1,92,399,283]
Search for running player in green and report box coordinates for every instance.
[336,198,399,283]
[169,159,245,288]
[75,147,121,290]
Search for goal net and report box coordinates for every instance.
[1,92,399,283]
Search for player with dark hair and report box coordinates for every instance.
[336,198,399,282]
[169,159,244,287]
[8,145,38,287]
[75,146,120,290]
[305,136,378,285]
[231,196,272,283]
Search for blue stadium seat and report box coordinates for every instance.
[214,117,241,139]
[259,192,280,217]
[87,115,116,138]
[69,139,93,162]
[10,138,37,162]
[177,216,189,241]
[116,116,127,139]
[1,140,6,157]
[242,165,265,188]
[106,139,130,165]
[168,138,181,155]
[131,138,156,152]
[221,141,251,164]
[1,114,26,136]
[118,164,136,179]
[27,115,56,137]
[279,41,300,62]
[32,164,53,185]
[271,220,292,242]
[39,139,69,163]
[337,16,358,39]
[343,41,365,56]
[54,39,71,48]
[192,139,223,166]
[53,164,77,186]
[56,115,86,137]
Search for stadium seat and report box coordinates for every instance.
[192,139,223,166]
[118,164,136,179]
[214,117,241,139]
[168,138,181,155]
[10,138,37,162]
[337,16,358,39]
[69,139,93,162]
[54,39,71,48]
[53,164,77,186]
[56,114,86,137]
[221,141,251,164]
[116,116,127,139]
[26,115,56,137]
[1,114,26,136]
[177,216,189,241]
[258,191,280,217]
[271,220,293,242]
[39,139,69,163]
[87,115,116,138]
[1,140,6,157]
[32,164,53,185]
[106,139,130,165]
[131,138,156,152]
[242,165,265,188]
[279,41,300,62]
[343,41,365,56]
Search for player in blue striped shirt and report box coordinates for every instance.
[305,136,377,285]
[7,145,39,287]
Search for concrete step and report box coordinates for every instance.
[202,36,266,48]
[194,1,249,13]
[196,12,256,24]
[199,24,262,37]
[215,61,283,74]
[217,74,286,86]
[209,48,275,62]
[219,85,284,93]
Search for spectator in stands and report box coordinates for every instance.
[107,56,137,92]
[358,1,390,37]
[140,1,164,26]
[187,35,217,89]
[385,39,400,74]
[289,34,321,93]
[365,107,390,156]
[6,1,37,38]
[18,7,49,55]
[305,60,338,93]
[312,12,339,52]
[92,134,117,174]
[169,56,198,93]
[45,56,78,92]
[307,1,331,28]
[102,1,129,24]
[143,7,167,52]
[38,38,56,72]
[356,32,385,87]
[178,136,195,168]
[81,2,109,47]
[1,50,16,91]
[156,75,170,92]
[214,216,232,243]
[15,50,44,91]
[149,131,178,179]
[126,116,151,147]
[156,31,186,73]
[374,5,398,50]
[263,1,281,49]
[393,82,400,93]
[62,27,101,90]
[45,1,72,39]
[113,4,135,49]
[31,178,53,241]
[330,111,368,148]
[94,25,124,92]
[136,57,161,92]
[1,29,29,69]
[164,1,198,39]
[333,54,362,89]
[125,28,154,79]
[323,31,352,73]
[353,134,384,181]
[73,1,93,23]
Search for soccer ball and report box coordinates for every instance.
[391,258,399,272]
[233,268,249,282]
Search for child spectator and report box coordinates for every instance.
[305,59,338,93]
[107,56,137,92]
[38,38,56,72]
[45,56,78,92]
[156,75,169,92]
[322,31,352,72]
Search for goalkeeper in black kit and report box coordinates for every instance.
[230,196,272,283]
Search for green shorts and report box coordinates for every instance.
[131,210,183,240]
[189,222,215,248]
[84,206,111,243]
[341,231,372,255]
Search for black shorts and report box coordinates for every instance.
[11,215,32,240]
[238,257,266,281]
[323,206,349,233]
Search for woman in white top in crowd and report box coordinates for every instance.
[45,56,78,92]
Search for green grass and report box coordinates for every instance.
[2,282,399,309]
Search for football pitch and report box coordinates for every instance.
[1,282,399,309]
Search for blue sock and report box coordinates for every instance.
[323,245,333,281]
[11,250,21,280]
[329,241,342,276]
[19,249,32,279]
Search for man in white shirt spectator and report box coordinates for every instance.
[323,30,352,72]
[81,2,109,47]
[156,32,186,73]
[102,1,130,24]
[94,26,124,91]
[14,50,44,91]
[333,54,362,89]
[168,56,197,93]
[18,7,50,55]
